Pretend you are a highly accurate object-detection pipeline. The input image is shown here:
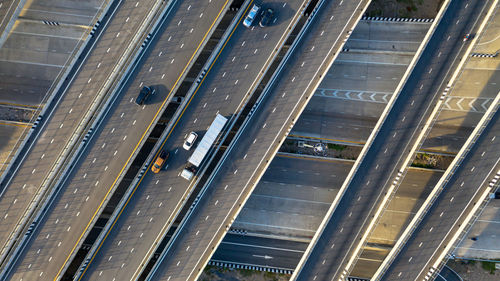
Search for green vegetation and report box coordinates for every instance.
[481,261,496,274]
[411,162,435,169]
[264,271,280,281]
[366,8,383,17]
[239,269,255,277]
[327,143,347,151]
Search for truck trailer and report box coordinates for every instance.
[181,114,228,180]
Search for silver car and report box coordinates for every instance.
[183,132,198,150]
[243,4,261,28]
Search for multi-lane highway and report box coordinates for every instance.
[1,1,497,281]
[232,154,351,239]
[0,0,165,274]
[215,159,443,273]
[2,0,234,280]
[0,0,24,47]
[290,19,428,145]
[75,1,311,280]
[378,101,500,280]
[0,0,108,106]
[293,0,494,280]
[147,0,371,280]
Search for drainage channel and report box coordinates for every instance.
[60,3,242,280]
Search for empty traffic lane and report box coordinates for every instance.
[0,0,162,275]
[79,1,309,280]
[4,1,231,280]
[294,0,492,280]
[148,0,371,280]
[212,234,307,270]
[380,103,500,280]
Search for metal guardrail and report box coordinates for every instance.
[0,0,117,269]
[427,139,500,280]
[71,1,237,280]
[0,0,173,279]
[371,1,500,277]
[0,0,115,189]
[339,0,480,276]
[338,0,500,277]
[146,0,325,280]
[153,0,372,280]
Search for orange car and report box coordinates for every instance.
[151,150,169,173]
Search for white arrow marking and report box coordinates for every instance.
[443,97,452,110]
[370,93,377,101]
[345,92,351,99]
[481,98,491,111]
[468,98,477,112]
[382,94,388,103]
[357,92,364,100]
[252,255,273,259]
[456,98,464,111]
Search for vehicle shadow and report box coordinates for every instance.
[258,1,293,27]
[149,84,169,105]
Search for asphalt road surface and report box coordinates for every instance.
[77,1,310,280]
[148,0,371,280]
[0,0,107,106]
[0,0,162,275]
[294,0,493,280]
[2,0,231,280]
[212,234,307,270]
[232,155,351,239]
[380,100,500,280]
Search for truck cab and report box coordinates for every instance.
[181,166,195,181]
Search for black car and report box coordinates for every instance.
[135,86,154,105]
[259,8,274,27]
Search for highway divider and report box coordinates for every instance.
[55,0,234,278]
[0,0,177,279]
[138,0,321,279]
[371,0,500,279]
[289,0,454,279]
[430,164,500,277]
[145,0,329,280]
[0,0,119,272]
[145,0,374,280]
[70,1,238,280]
[0,0,115,192]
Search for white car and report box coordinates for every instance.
[243,4,261,28]
[183,132,198,150]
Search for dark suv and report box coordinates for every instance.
[135,86,155,105]
[259,8,275,27]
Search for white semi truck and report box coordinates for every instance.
[181,114,228,180]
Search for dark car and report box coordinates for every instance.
[259,8,274,27]
[135,86,155,105]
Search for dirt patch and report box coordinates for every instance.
[0,107,36,123]
[411,152,454,170]
[200,266,290,281]
[365,0,443,18]
[279,139,361,160]
[447,259,500,281]
[281,138,453,170]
